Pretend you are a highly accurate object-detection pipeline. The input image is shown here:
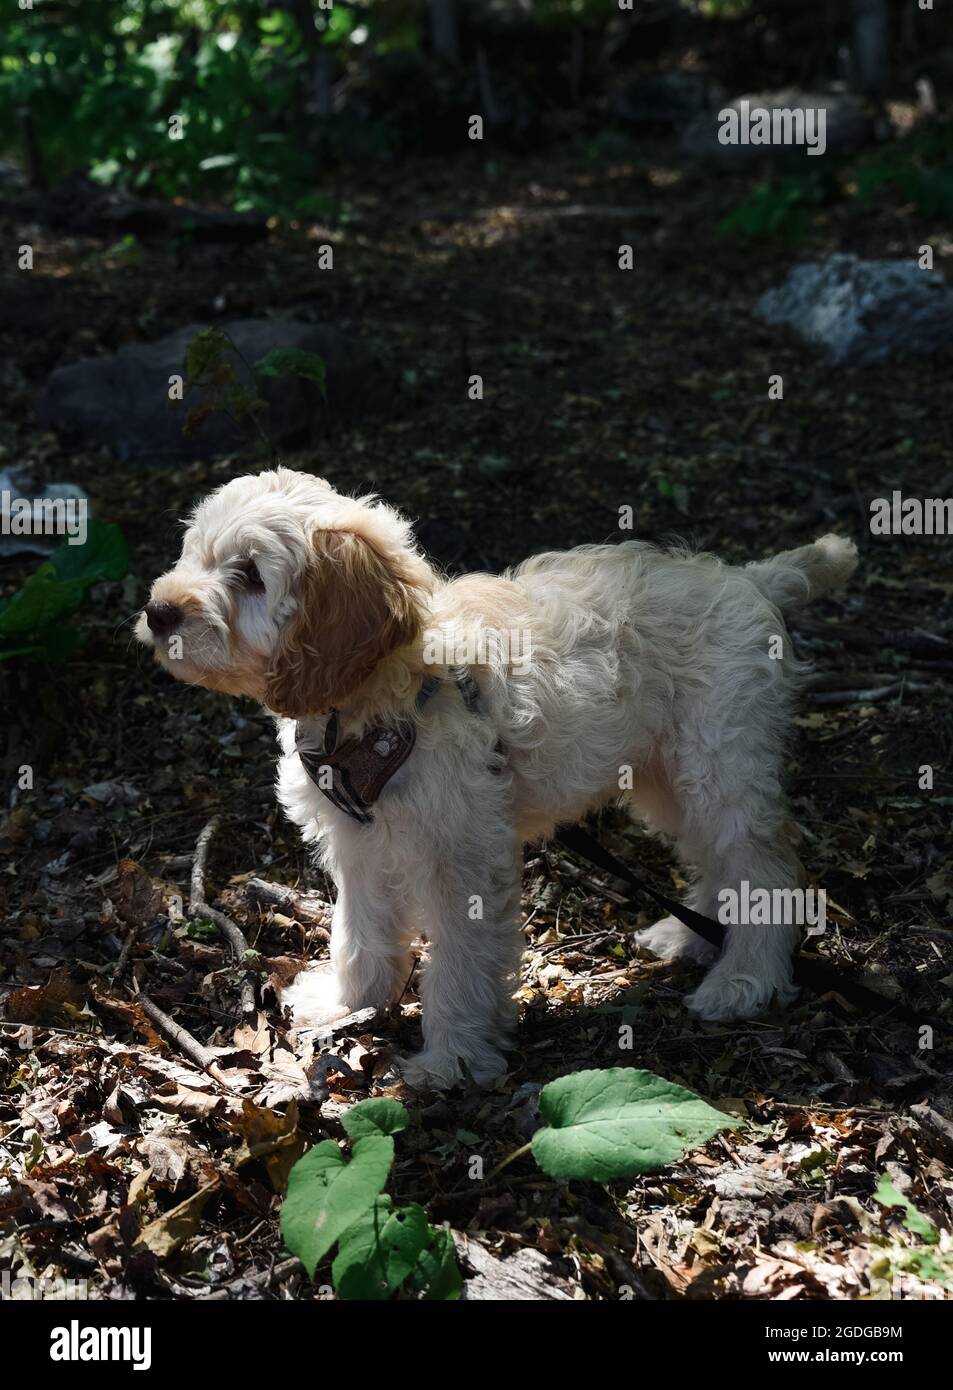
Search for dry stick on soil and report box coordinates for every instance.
[811,680,933,707]
[190,816,259,1016]
[243,877,331,943]
[136,991,241,1094]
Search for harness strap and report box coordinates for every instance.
[555,823,930,1025]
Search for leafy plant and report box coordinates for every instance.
[873,1173,938,1244]
[280,1098,461,1301]
[853,147,953,220]
[180,327,327,456]
[255,347,327,397]
[871,1173,953,1291]
[281,1069,730,1298]
[0,519,128,663]
[719,125,953,243]
[718,172,828,245]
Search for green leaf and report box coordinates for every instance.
[49,519,128,585]
[341,1098,410,1139]
[873,1174,938,1243]
[413,1223,463,1301]
[280,1135,394,1278]
[332,1197,428,1300]
[0,520,127,648]
[0,567,83,636]
[531,1067,732,1181]
[254,347,327,398]
[185,327,233,381]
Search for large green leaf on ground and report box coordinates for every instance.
[873,1173,938,1243]
[280,1134,394,1277]
[531,1067,732,1181]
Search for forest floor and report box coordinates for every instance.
[2,135,953,1300]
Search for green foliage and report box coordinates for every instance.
[0,520,128,663]
[255,347,327,399]
[870,1173,953,1291]
[720,125,953,242]
[280,1069,731,1295]
[699,0,755,14]
[531,1067,732,1181]
[180,327,327,454]
[852,132,953,219]
[280,1098,461,1301]
[332,1197,430,1300]
[338,1097,409,1139]
[0,1,360,216]
[718,172,827,245]
[873,1173,938,1243]
[281,1133,396,1277]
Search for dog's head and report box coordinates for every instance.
[136,468,434,718]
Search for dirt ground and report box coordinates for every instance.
[2,137,952,1300]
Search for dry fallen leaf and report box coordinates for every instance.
[134,1180,220,1258]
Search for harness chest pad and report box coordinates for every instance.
[296,721,416,825]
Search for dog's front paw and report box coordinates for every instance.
[633,915,718,965]
[280,962,351,1030]
[686,965,797,1022]
[398,1044,507,1091]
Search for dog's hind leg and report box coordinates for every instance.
[626,770,719,966]
[673,739,804,1022]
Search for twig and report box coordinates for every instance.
[190,815,221,908]
[810,679,932,706]
[137,992,241,1093]
[111,927,137,985]
[794,618,953,659]
[243,877,331,943]
[564,1216,655,1299]
[190,817,259,1016]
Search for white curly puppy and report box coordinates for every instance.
[137,467,857,1088]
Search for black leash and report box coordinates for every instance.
[554,823,927,1025]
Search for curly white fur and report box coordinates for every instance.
[137,467,858,1088]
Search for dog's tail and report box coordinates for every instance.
[743,534,858,613]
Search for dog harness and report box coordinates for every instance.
[295,670,484,826]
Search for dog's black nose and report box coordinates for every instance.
[144,599,182,636]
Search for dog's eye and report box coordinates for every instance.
[238,557,265,592]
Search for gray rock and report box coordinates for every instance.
[37,319,389,462]
[756,254,953,365]
[681,89,874,171]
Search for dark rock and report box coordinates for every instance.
[681,89,875,170]
[608,71,712,128]
[37,319,390,462]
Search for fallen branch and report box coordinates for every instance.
[810,679,933,706]
[794,618,953,660]
[243,877,331,943]
[492,203,659,223]
[190,816,258,1016]
[137,992,241,1094]
[190,815,220,908]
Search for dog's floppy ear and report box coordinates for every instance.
[265,526,423,718]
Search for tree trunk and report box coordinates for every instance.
[430,0,461,64]
[850,0,888,99]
